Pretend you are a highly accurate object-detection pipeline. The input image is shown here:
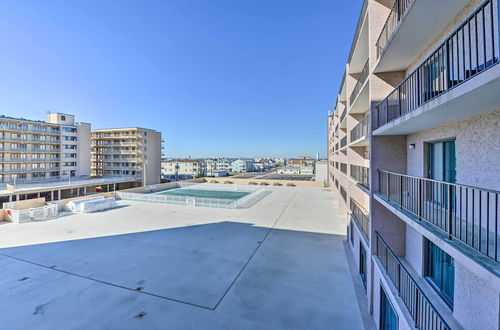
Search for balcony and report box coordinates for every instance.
[375,0,472,72]
[349,60,369,107]
[350,165,369,189]
[374,0,500,134]
[0,137,60,144]
[377,170,500,263]
[0,148,61,153]
[375,232,451,330]
[0,168,60,174]
[350,114,370,146]
[350,198,369,240]
[0,126,60,135]
[376,0,415,58]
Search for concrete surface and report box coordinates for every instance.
[0,186,366,329]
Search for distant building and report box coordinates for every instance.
[277,166,313,175]
[47,113,91,179]
[216,158,235,172]
[314,160,327,185]
[288,158,315,167]
[231,159,255,173]
[0,112,90,184]
[161,159,205,179]
[91,127,161,185]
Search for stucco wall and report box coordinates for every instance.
[407,108,500,190]
[454,260,500,330]
[405,225,423,276]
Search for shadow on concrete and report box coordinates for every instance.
[0,221,365,329]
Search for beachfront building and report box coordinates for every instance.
[91,127,161,185]
[328,1,500,329]
[0,112,91,184]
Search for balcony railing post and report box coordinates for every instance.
[448,183,453,240]
[414,289,419,328]
[400,175,404,207]
[387,172,390,200]
[418,178,423,221]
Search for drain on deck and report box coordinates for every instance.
[18,276,29,281]
[135,286,144,291]
[134,312,147,319]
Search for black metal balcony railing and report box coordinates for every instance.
[350,164,370,189]
[349,60,369,106]
[350,114,370,142]
[340,163,347,175]
[375,232,451,330]
[374,0,500,129]
[376,0,415,58]
[335,142,339,151]
[340,185,347,202]
[340,136,347,148]
[350,198,370,240]
[378,170,500,262]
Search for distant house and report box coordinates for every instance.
[231,159,255,173]
[161,159,205,180]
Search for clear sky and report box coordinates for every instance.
[0,0,362,158]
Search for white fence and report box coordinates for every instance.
[9,204,59,223]
[116,183,268,209]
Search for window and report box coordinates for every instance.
[359,245,367,289]
[424,239,455,307]
[61,115,66,121]
[350,221,354,245]
[62,127,77,132]
[380,285,398,330]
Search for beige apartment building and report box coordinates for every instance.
[328,1,500,329]
[91,127,161,185]
[0,112,91,184]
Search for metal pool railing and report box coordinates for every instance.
[116,184,268,209]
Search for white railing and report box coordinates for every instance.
[116,183,267,209]
[8,204,58,223]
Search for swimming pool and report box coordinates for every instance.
[154,188,250,200]
[116,183,269,209]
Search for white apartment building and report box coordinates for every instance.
[230,159,255,173]
[328,1,500,330]
[216,158,235,172]
[0,112,90,183]
[46,113,91,178]
[91,127,161,186]
[161,159,205,178]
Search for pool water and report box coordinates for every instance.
[154,188,250,200]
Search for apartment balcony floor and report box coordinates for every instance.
[0,187,368,329]
[374,0,470,73]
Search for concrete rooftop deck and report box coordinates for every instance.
[0,186,367,329]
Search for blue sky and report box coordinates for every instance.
[0,0,362,158]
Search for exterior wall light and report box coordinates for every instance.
[409,143,416,150]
